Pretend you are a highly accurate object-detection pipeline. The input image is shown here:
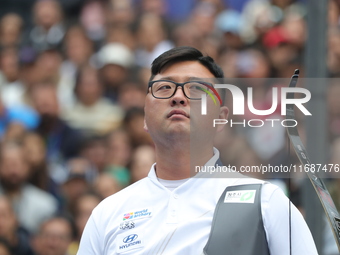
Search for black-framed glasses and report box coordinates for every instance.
[148,80,222,105]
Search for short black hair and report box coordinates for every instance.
[150,46,224,81]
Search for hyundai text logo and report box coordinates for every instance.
[123,234,138,243]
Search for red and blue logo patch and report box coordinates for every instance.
[123,212,134,221]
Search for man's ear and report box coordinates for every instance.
[143,118,149,133]
[216,106,229,132]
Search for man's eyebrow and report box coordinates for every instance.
[155,76,211,81]
[156,76,176,81]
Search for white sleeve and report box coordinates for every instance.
[261,184,319,255]
[77,212,103,255]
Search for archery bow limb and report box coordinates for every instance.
[286,69,340,251]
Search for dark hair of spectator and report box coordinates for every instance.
[150,46,224,81]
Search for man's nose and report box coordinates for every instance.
[171,87,188,106]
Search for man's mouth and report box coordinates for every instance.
[167,109,189,118]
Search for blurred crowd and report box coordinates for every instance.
[0,0,340,254]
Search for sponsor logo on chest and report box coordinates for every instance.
[116,232,144,253]
[224,190,256,203]
[122,208,152,221]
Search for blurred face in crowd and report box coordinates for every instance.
[101,64,127,88]
[0,47,19,82]
[64,26,93,66]
[137,13,165,51]
[22,132,46,168]
[34,218,72,255]
[106,0,135,26]
[172,23,202,50]
[125,109,153,147]
[190,3,217,37]
[118,83,146,110]
[106,129,131,166]
[93,174,121,199]
[0,144,29,192]
[0,196,17,242]
[62,158,91,204]
[33,0,62,29]
[0,14,23,46]
[80,138,106,172]
[31,85,59,117]
[35,50,63,82]
[76,67,102,106]
[75,194,101,239]
[130,145,155,182]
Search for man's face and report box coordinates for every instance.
[35,219,72,255]
[144,61,227,146]
[0,146,29,191]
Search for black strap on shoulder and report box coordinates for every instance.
[203,183,269,255]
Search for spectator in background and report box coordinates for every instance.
[32,216,74,255]
[93,173,121,199]
[62,65,124,136]
[79,136,107,173]
[34,48,75,109]
[0,142,58,234]
[68,193,101,255]
[17,46,40,93]
[0,46,27,107]
[61,157,95,216]
[0,195,34,255]
[97,42,134,103]
[172,22,202,49]
[0,14,23,48]
[25,0,65,51]
[118,81,146,111]
[123,107,153,147]
[104,129,132,187]
[105,25,136,51]
[105,0,136,28]
[215,9,244,51]
[30,83,83,184]
[61,25,95,86]
[79,0,106,44]
[135,13,173,68]
[129,145,155,183]
[21,132,61,204]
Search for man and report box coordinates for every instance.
[31,83,83,184]
[32,216,74,255]
[0,195,34,255]
[0,142,58,234]
[77,46,318,254]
